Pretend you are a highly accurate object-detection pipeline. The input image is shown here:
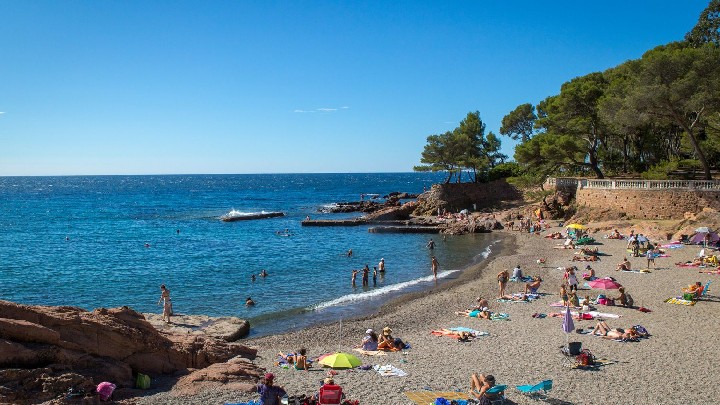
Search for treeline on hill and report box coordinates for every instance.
[415,0,720,183]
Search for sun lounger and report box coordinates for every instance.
[516,379,552,399]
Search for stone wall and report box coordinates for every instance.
[576,188,720,219]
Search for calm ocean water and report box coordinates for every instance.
[0,174,497,336]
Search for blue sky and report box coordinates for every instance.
[0,1,710,175]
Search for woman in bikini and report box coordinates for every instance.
[497,270,509,298]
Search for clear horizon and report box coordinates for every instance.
[0,1,710,176]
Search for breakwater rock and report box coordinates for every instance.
[143,313,251,342]
[0,301,260,403]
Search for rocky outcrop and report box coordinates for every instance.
[143,313,250,342]
[413,180,524,216]
[0,301,260,404]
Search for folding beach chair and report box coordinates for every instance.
[484,385,507,405]
[516,379,553,399]
[318,384,343,405]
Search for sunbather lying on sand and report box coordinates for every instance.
[456,308,491,319]
[545,232,563,239]
[498,294,529,301]
[572,255,599,262]
[591,321,643,340]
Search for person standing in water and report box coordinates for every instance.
[157,284,172,324]
[427,239,435,250]
[362,265,370,286]
[431,256,439,279]
[372,267,378,286]
[351,269,359,286]
[378,258,385,272]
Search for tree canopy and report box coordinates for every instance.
[414,111,505,183]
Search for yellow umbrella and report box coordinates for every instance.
[566,224,586,229]
[318,352,362,369]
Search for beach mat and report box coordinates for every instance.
[374,364,407,377]
[353,348,387,356]
[404,391,469,405]
[665,297,696,306]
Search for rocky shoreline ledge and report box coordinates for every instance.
[0,301,259,404]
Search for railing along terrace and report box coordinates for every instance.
[558,178,720,190]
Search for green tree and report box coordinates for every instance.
[626,43,720,179]
[534,72,609,178]
[500,103,537,142]
[685,0,720,47]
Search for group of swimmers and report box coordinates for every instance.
[351,259,385,286]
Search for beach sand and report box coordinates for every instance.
[137,226,720,404]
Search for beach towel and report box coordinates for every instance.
[490,312,510,321]
[587,311,620,318]
[373,364,407,377]
[510,276,533,282]
[550,302,583,309]
[664,297,696,306]
[497,298,529,303]
[353,348,387,356]
[404,391,468,405]
[431,328,488,339]
[622,269,652,274]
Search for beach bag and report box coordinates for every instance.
[683,292,695,301]
[136,373,151,389]
[96,382,116,401]
[597,298,608,305]
[576,349,595,366]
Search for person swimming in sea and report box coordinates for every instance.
[259,269,269,277]
[246,297,255,306]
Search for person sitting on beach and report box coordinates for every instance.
[524,276,542,294]
[469,373,503,404]
[613,287,630,307]
[257,373,286,405]
[293,347,310,370]
[568,291,580,307]
[682,282,704,298]
[470,297,490,311]
[608,229,621,239]
[512,265,523,279]
[616,257,631,271]
[314,377,345,404]
[378,327,403,351]
[583,265,596,281]
[358,329,379,351]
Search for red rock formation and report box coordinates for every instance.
[0,301,260,404]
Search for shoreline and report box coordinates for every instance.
[137,225,720,404]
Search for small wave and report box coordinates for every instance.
[222,209,275,217]
[311,269,459,311]
[473,240,500,261]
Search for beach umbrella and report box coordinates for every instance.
[587,278,622,290]
[566,224,585,229]
[695,226,712,233]
[318,352,361,369]
[562,305,574,341]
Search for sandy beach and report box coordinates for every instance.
[137,225,720,405]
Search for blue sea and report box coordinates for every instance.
[0,174,497,336]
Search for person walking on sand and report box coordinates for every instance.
[427,239,435,250]
[378,258,385,272]
[351,269,358,286]
[157,284,173,324]
[431,256,439,279]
